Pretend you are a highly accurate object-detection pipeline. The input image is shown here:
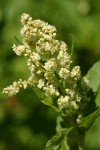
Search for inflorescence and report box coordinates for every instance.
[3,13,90,122]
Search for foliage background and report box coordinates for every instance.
[0,0,100,149]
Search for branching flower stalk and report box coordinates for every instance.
[3,13,91,149]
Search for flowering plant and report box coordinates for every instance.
[3,13,100,150]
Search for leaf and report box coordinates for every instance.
[41,96,60,113]
[56,116,64,133]
[86,59,100,92]
[33,87,45,99]
[79,107,100,130]
[95,86,100,106]
[45,128,72,150]
[14,36,22,44]
[33,87,66,115]
[70,34,74,57]
[61,135,70,150]
[42,96,67,116]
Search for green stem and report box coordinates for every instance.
[67,128,85,150]
[78,131,85,150]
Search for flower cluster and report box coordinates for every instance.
[3,79,27,96]
[3,13,89,121]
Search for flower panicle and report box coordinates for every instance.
[3,13,90,121]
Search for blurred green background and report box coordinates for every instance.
[0,0,100,149]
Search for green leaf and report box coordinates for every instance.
[45,128,72,150]
[56,116,64,133]
[33,87,66,115]
[33,87,45,99]
[95,86,100,106]
[79,107,100,130]
[14,36,22,44]
[70,34,74,57]
[86,59,100,92]
[41,96,60,112]
[42,97,67,116]
[61,135,70,150]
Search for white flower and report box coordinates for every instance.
[27,59,36,73]
[59,41,67,51]
[70,101,78,110]
[76,95,81,102]
[3,13,88,119]
[58,96,69,109]
[44,58,56,71]
[22,80,27,89]
[20,25,30,37]
[3,85,19,96]
[70,66,81,80]
[82,76,89,86]
[2,79,26,96]
[65,89,75,98]
[27,75,35,85]
[32,19,45,28]
[37,79,44,89]
[59,68,70,79]
[42,24,56,35]
[12,44,26,56]
[36,39,59,55]
[21,13,32,25]
[76,114,83,124]
[43,84,59,96]
[30,52,40,66]
[57,41,72,67]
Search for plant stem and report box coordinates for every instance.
[67,128,85,150]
